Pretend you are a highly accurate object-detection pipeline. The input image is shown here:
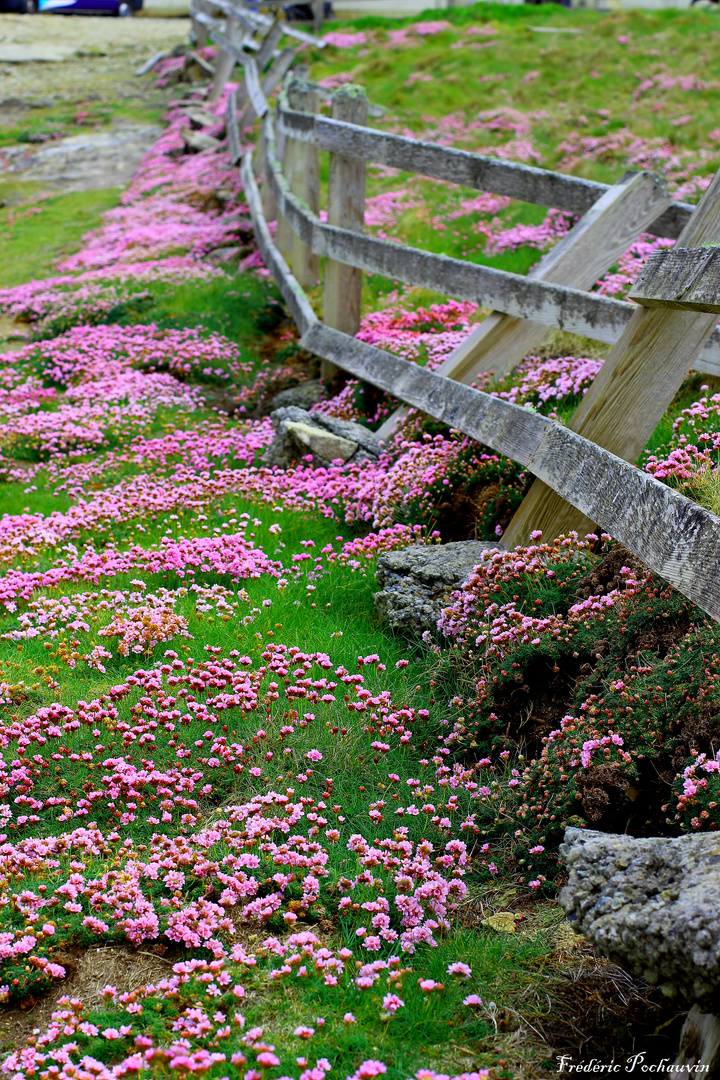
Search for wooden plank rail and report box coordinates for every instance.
[237,47,295,133]
[630,246,720,313]
[262,111,720,376]
[241,143,720,626]
[276,99,692,241]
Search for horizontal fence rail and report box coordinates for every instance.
[277,95,693,241]
[241,148,720,626]
[261,112,720,377]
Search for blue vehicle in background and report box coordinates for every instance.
[0,0,142,13]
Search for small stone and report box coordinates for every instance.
[374,541,500,636]
[283,421,358,463]
[182,130,220,154]
[262,407,380,469]
[182,108,218,130]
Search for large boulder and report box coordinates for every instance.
[560,827,720,1003]
[262,407,381,469]
[374,541,499,636]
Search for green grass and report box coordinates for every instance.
[0,102,168,151]
[0,189,121,288]
[130,273,284,357]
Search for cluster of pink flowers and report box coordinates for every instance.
[595,234,676,298]
[356,301,479,369]
[490,354,603,409]
[6,322,247,389]
[645,390,720,482]
[0,259,222,332]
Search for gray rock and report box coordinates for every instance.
[206,246,242,265]
[374,541,499,635]
[284,421,358,463]
[267,380,324,412]
[182,107,218,130]
[1,122,162,193]
[182,130,220,154]
[560,827,720,1003]
[262,407,381,468]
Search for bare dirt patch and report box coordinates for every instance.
[0,943,171,1053]
[1,120,163,191]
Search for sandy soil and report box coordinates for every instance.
[0,14,190,108]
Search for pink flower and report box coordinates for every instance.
[257,1051,281,1068]
[350,1062,388,1080]
[447,962,472,980]
[381,993,404,1014]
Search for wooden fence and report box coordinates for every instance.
[188,1,720,626]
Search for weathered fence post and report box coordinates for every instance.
[278,74,321,289]
[238,45,295,133]
[257,125,277,224]
[502,164,720,549]
[255,16,284,73]
[207,13,244,104]
[191,0,209,48]
[376,170,671,440]
[322,85,369,388]
[313,0,324,35]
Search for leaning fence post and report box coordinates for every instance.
[279,75,321,289]
[191,0,208,48]
[255,16,284,74]
[322,85,368,387]
[502,164,720,549]
[207,14,243,104]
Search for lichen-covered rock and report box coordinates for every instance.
[182,129,220,154]
[262,407,381,469]
[267,380,324,412]
[560,827,720,1002]
[374,541,499,635]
